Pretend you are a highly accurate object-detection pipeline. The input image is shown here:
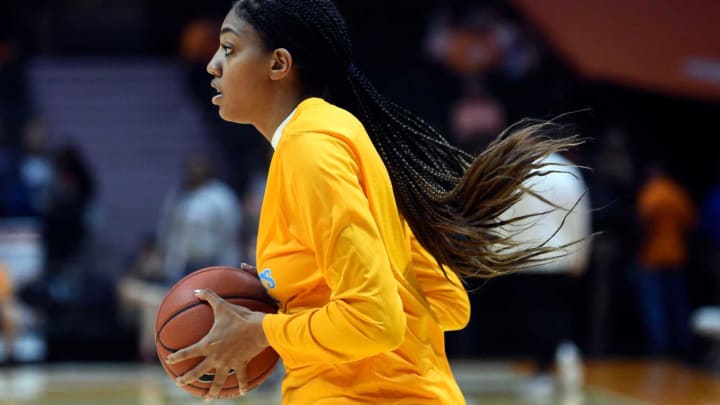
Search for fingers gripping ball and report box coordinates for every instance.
[155,266,279,398]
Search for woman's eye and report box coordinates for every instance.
[221,44,233,56]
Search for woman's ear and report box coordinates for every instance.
[269,48,293,81]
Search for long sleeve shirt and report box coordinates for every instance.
[158,180,241,280]
[257,98,469,404]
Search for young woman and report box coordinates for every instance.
[166,0,580,403]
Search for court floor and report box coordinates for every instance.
[0,360,716,405]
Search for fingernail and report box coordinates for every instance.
[193,289,203,295]
[175,378,183,386]
[204,397,213,403]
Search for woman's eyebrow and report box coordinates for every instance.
[220,27,242,37]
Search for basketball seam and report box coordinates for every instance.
[160,267,242,300]
[153,266,257,332]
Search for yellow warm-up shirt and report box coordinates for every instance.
[257,98,470,404]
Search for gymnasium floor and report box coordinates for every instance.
[0,360,717,405]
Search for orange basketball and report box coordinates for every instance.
[155,266,279,398]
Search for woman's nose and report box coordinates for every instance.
[207,52,222,76]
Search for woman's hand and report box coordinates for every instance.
[166,289,269,401]
[239,262,259,278]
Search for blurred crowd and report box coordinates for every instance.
[0,3,718,399]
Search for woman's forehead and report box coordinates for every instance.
[220,12,257,40]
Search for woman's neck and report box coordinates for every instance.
[255,91,305,143]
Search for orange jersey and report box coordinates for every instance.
[257,98,469,404]
[637,175,696,268]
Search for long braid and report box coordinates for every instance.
[234,0,585,278]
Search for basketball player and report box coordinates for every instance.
[166,1,582,402]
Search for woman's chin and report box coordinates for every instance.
[217,108,245,124]
[211,99,248,124]
[217,108,232,121]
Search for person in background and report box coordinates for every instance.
[157,153,241,283]
[587,127,636,356]
[498,151,591,400]
[18,118,54,216]
[42,142,96,274]
[129,234,165,284]
[0,261,16,364]
[635,160,696,356]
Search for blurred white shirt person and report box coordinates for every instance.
[157,154,241,282]
[500,152,591,273]
[498,152,591,399]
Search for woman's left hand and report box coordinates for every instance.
[165,289,269,401]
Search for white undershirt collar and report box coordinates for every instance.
[271,107,298,149]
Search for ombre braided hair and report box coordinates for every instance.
[234,0,584,278]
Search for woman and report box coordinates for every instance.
[166,0,580,403]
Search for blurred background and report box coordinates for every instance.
[0,0,719,404]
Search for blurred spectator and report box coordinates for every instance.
[128,234,165,284]
[0,149,33,218]
[157,153,241,282]
[424,3,553,135]
[587,126,637,355]
[634,161,696,356]
[0,261,16,363]
[425,6,504,78]
[0,36,31,147]
[18,118,53,216]
[425,5,508,148]
[450,80,505,150]
[42,143,96,275]
[498,152,591,398]
[0,119,34,218]
[500,152,592,272]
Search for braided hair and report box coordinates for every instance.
[234,0,584,278]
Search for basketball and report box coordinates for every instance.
[155,266,279,398]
